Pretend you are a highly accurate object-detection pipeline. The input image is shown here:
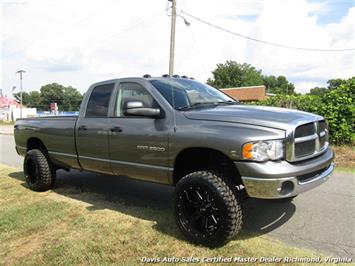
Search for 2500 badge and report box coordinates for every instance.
[137,145,166,152]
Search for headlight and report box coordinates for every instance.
[242,140,284,162]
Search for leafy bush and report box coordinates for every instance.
[256,77,355,145]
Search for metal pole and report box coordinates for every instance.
[16,70,25,119]
[20,73,23,118]
[169,0,176,76]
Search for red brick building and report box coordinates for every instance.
[221,85,267,102]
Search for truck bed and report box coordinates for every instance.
[14,116,80,169]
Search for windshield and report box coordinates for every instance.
[150,79,237,110]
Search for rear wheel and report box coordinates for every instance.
[174,171,243,247]
[24,149,55,191]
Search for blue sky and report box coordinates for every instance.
[310,0,355,25]
[230,1,355,25]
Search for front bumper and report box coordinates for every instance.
[235,148,334,199]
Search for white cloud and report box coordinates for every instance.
[26,42,84,71]
[1,0,354,95]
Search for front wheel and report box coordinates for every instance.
[174,171,243,247]
[24,149,56,192]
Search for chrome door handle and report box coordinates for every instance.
[78,125,87,131]
[110,127,122,133]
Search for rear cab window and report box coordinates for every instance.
[85,83,114,117]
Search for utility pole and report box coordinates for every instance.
[168,0,177,76]
[16,70,25,119]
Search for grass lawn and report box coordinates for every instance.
[0,165,326,265]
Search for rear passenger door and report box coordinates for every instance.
[76,83,115,174]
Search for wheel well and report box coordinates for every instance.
[173,148,243,187]
[27,138,48,154]
[26,138,64,171]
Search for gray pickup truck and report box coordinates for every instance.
[14,76,334,247]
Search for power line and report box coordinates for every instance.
[180,10,355,52]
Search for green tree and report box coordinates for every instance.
[263,75,295,94]
[40,83,82,111]
[207,60,295,94]
[14,91,29,106]
[14,91,43,109]
[62,86,82,111]
[327,78,346,90]
[309,86,328,97]
[40,83,66,109]
[15,83,82,111]
[308,78,348,97]
[207,61,264,88]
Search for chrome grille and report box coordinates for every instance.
[286,119,329,162]
[295,139,316,157]
[295,122,315,138]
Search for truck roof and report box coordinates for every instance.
[91,76,195,87]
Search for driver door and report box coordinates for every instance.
[108,82,170,184]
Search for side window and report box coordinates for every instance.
[115,83,155,117]
[85,83,114,117]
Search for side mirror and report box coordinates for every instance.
[124,101,162,118]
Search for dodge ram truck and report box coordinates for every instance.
[14,76,334,247]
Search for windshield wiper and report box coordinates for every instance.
[177,101,239,111]
[177,102,220,111]
[215,100,239,105]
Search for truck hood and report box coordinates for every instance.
[183,105,323,130]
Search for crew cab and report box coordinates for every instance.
[14,76,334,247]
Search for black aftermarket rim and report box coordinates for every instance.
[25,158,39,185]
[177,186,220,238]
